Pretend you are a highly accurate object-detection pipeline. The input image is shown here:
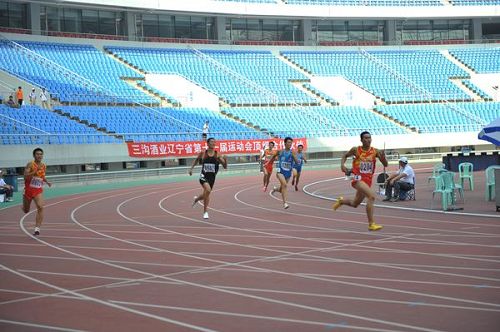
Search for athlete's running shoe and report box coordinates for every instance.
[368,223,383,231]
[271,186,278,194]
[262,186,267,192]
[332,197,343,211]
[283,203,289,209]
[33,227,40,236]
[203,212,209,219]
[295,185,298,191]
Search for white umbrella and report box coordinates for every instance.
[478,117,500,146]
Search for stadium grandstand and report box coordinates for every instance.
[0,0,499,171]
[0,0,500,166]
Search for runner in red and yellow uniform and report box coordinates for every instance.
[23,148,52,236]
[333,131,387,231]
[261,141,277,192]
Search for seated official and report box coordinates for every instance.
[0,170,14,202]
[383,156,415,202]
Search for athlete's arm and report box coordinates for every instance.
[268,150,279,163]
[291,150,299,164]
[302,154,308,163]
[218,155,228,169]
[24,162,36,177]
[377,149,388,168]
[340,147,356,174]
[188,153,203,176]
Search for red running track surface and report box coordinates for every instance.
[0,168,499,331]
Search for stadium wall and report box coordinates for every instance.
[0,132,490,169]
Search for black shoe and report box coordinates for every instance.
[390,197,400,202]
[383,197,391,202]
[33,230,40,236]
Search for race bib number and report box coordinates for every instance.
[30,176,43,188]
[281,162,292,171]
[359,161,373,174]
[203,163,216,173]
[352,175,362,181]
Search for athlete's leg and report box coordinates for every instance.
[294,170,301,191]
[263,168,271,190]
[339,187,366,208]
[352,181,379,228]
[22,194,31,214]
[201,182,212,213]
[275,173,290,208]
[32,194,44,228]
[291,168,297,186]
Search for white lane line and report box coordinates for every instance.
[303,177,500,219]
[65,188,447,331]
[214,285,500,313]
[0,318,85,332]
[0,263,216,332]
[109,300,404,332]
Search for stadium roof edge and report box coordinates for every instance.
[33,0,500,19]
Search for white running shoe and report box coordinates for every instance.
[283,203,289,209]
[203,212,209,219]
[271,186,278,194]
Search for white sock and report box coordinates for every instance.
[35,227,40,232]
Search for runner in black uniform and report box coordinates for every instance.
[189,138,227,219]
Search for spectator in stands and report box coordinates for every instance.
[16,86,23,107]
[40,88,49,109]
[202,120,209,140]
[6,95,16,108]
[29,88,37,105]
[0,170,14,202]
[383,156,415,202]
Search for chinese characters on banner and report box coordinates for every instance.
[127,138,308,158]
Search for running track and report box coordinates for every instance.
[0,168,499,331]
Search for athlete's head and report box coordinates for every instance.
[33,147,44,161]
[206,137,216,148]
[297,144,304,152]
[360,131,371,147]
[284,137,293,150]
[268,141,275,148]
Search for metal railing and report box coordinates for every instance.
[13,150,468,188]
[188,45,349,136]
[358,48,488,127]
[0,34,203,135]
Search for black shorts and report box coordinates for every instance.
[199,174,216,189]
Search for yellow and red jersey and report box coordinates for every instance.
[25,161,46,188]
[351,146,378,187]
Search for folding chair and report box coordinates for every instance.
[376,172,389,195]
[399,176,416,201]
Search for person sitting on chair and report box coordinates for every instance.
[383,156,415,202]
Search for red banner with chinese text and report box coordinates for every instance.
[127,138,308,158]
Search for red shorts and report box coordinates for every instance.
[351,174,373,188]
[24,187,43,201]
[264,161,273,174]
